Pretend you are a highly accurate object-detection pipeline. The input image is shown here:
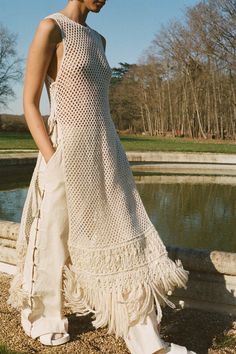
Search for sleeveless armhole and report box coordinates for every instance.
[94,30,106,53]
[99,34,106,53]
[43,14,67,86]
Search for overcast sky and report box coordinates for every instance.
[0,0,199,115]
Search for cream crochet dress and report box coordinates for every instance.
[8,12,189,338]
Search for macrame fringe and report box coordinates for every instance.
[63,255,189,339]
[8,221,189,340]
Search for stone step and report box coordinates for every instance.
[0,246,16,265]
[0,220,19,241]
[0,237,16,248]
[0,219,235,316]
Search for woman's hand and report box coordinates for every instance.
[44,146,56,164]
[23,18,61,158]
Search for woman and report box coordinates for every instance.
[7,1,196,353]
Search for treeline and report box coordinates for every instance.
[109,0,236,139]
[0,114,48,132]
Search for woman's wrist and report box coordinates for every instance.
[44,147,56,163]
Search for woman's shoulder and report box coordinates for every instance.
[40,13,60,28]
[92,29,106,51]
[34,14,62,42]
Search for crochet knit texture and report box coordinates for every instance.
[8,12,189,338]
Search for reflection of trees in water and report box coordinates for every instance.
[0,189,27,223]
[137,183,236,252]
[1,183,235,252]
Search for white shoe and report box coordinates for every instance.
[39,333,70,346]
[162,341,197,354]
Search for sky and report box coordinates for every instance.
[0,0,199,116]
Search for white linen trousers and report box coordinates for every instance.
[20,119,164,353]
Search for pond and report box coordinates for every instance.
[137,178,236,253]
[0,173,235,253]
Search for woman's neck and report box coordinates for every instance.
[61,1,89,25]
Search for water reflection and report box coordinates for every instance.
[0,188,27,223]
[0,179,235,252]
[137,183,236,253]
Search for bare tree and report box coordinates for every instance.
[109,0,236,139]
[0,23,23,109]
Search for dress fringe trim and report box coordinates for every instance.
[8,226,189,339]
[62,249,189,338]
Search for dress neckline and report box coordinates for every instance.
[56,12,91,30]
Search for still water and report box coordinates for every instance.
[0,179,235,252]
[138,182,236,253]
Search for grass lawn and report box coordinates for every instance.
[121,134,236,154]
[0,132,36,150]
[0,132,236,154]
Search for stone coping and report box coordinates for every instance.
[0,220,235,276]
[134,175,236,185]
[166,246,236,276]
[1,150,236,166]
[127,151,236,164]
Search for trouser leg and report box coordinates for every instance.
[21,142,70,339]
[123,307,165,354]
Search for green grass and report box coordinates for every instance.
[0,345,25,354]
[121,134,236,153]
[0,132,236,154]
[0,132,37,150]
[213,333,236,349]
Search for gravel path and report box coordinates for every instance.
[0,273,235,354]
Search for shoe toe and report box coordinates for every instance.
[163,342,197,354]
[39,333,70,346]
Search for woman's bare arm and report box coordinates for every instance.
[23,18,61,163]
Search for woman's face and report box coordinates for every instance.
[84,0,106,12]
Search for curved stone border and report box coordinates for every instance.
[134,175,236,185]
[127,151,236,164]
[0,219,235,315]
[132,163,236,176]
[128,151,236,176]
[0,221,17,265]
[167,246,236,276]
[167,246,236,315]
[1,151,236,167]
[0,153,37,167]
